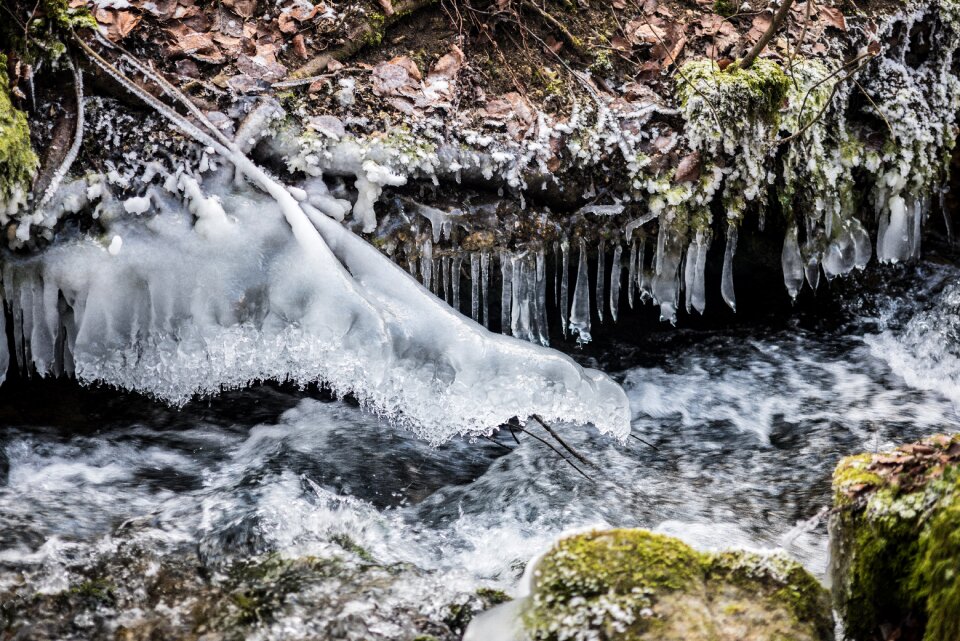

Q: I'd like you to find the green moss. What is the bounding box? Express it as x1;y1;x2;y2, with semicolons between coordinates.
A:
832;453;885;506
66;579;116;605
363;11;386;46
475;587;511;607
0;54;38;204
831;435;960;641
523;529;829;641
712;0;737;16
331;534;377;563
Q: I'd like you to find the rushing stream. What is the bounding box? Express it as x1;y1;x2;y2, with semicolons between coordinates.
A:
1;259;958;640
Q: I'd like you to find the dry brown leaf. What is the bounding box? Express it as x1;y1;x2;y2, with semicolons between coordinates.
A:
612;0;626;7
278;12;298;34
372;61;419;96
819;6;847;31
378;0;395;15
96;9;143;41
429;46;465;80
626;19;667;45
389;55;423;81
236;53;286;81
292;34;308;58
747;13;772;43
224;0;257;19
611;36;632;51
545;35;563;54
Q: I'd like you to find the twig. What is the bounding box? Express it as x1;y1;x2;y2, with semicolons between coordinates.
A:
519;0;586;56
852;77;895;139
773;51;875;147
740;0;797;70
515;425;595;483
531;414;594;466
786;0;815;90
629;433;660;450
481;434;514;452
34;57;84;212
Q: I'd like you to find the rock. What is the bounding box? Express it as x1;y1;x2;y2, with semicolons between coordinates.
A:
476;528;833;641
829;433;960;641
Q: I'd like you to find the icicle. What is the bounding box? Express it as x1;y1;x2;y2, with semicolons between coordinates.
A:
569;238;592;344
510;255;529;341
683;241;697;315
721;224;738;313
910;197;923;261
432;258;441;296
421;239;433;289
596;239;605;323
878;195;910;263
407;257;418;277
851;219;872;269
445;256;453;304
781;226;804;300
452;255;462;313
627;240;637;309
805;257;821;292
639;238;652;302
609;244;622;322
652;227;682;323
560;240;570;338
0;296;7;386
940;188;955;245
481;251;490;329
692;235;708;315
535;249;549;346
470;252;480;322
500;251;512;335
553;241;560;308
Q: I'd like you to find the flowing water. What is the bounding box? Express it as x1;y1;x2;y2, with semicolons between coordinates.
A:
1;260;959;640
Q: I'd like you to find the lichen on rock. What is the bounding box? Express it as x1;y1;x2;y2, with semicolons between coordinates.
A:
521;528;833;641
829;433;960;641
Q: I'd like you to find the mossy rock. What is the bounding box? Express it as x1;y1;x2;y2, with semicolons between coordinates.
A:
0;54;38;207
829;433;960;641
523;528;833;641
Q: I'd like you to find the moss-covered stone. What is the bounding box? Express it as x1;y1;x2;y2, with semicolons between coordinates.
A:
829;433;960;641
0;54;38;208
523;528;832;641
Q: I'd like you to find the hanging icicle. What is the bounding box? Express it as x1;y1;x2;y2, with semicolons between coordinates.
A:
560;239;570;338
500;251;512;335
569;238;592;344
691;232;708;315
481;251;490;329
721;224;738;312
610;244;622;322
627;240;637;309
781;226;804;300
596;238;605;323
535;249;549;346
452;254;462;312
421;239;433;290
470;253;480;322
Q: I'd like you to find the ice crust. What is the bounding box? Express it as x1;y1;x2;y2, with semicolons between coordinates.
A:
0;170;630;443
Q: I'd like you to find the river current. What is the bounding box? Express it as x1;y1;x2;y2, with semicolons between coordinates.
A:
1;260;958;640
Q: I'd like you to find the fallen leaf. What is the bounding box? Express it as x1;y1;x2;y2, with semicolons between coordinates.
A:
372;60;419;96
390;55;423;81
819;6;847;31
626;19;667;45
236;53;287;81
429;46;465;80
612;0;625;7
545;35;563;54
96;9;142;41
292;34;308;58
378;0;395;15
747;13;772;43
224;0;257;18
611;35;632;51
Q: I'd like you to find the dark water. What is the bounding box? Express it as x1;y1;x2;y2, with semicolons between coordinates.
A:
1;261;958;640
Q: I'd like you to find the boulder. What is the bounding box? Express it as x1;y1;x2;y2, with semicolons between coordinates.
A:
829;433;960;641
469;528;833;641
